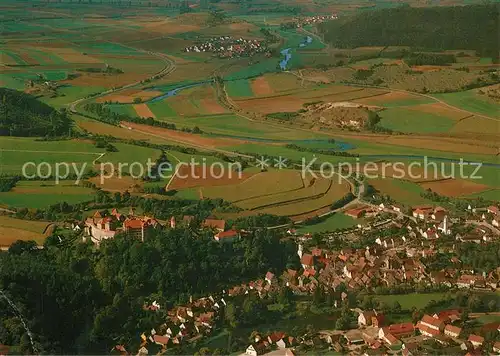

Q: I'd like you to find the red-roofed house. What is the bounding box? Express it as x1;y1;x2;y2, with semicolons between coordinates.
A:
468;334;484;348
345;207;367;219
420;315;444;332
487;206;499;215
301;253;314;269
265;271;276;285
379;323;414;339
416;321;441;337
153;334;170;346
444;324;461;338
433;309;461;323
214;229;239;242
412;206;433;220
203;218;226;232
493;341;500;353
382;332;401;346
268;331;285;344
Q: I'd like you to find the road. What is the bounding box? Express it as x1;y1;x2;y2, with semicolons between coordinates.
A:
69;50;175;114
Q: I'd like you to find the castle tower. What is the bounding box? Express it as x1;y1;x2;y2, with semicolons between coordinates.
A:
170;216;176;229
297;243;303;259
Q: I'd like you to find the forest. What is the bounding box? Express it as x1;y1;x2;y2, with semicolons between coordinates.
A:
0;227;297;354
318;4;499;60
0;88;72;137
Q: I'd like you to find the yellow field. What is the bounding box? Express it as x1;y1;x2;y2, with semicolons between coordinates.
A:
0;216;51;247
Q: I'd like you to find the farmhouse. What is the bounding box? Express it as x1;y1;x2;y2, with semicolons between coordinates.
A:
467;334;484;348
214;229;239;242
202;218;226;232
487;205;499;215
444;324;461;338
412;206;433;220
379;323;414;339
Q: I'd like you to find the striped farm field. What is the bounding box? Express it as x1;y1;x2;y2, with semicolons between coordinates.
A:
201;170;305;202
0;181;94;209
133;103;156;118
354;91;433;107
419;178;490;197
369;177;431;206
235;86;388;114
97;89;163;104
378;107;455;134
164;85;227;117
235;176;332;210
254;178;351;217
432;90;500;118
0;216;51;246
406;103;470;120
451;116;500;136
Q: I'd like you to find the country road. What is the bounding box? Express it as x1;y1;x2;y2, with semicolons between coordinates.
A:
69;50;176;114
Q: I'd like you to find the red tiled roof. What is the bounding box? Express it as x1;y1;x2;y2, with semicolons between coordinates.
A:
444;324;461;336
487;206;499;214
215;229;238;239
384;322;414;336
265;271;275;280
384;333;399;345
124;219;145;229
416;321;441;336
268;331;285;343
301;253;314;266
421;314;443;328
468;334;484;344
203;218;226;230
153;335;170;345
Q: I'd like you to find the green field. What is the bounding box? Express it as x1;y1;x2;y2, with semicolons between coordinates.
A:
0;185;94;209
226;79;254;98
105;104;138;117
149;100;177;117
432;90;500;118
0;138;160;176
377;96;435;108
298;212;358;233
369;177;431;206
379;107;455;133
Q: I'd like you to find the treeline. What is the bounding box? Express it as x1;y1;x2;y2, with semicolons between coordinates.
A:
83;103;203;134
331;192;355;210
404;52;456;66
0;88;72;137
0;176;20;192
285;144;359;157
266;111;300;120
0;226;296;353
318;5;499;60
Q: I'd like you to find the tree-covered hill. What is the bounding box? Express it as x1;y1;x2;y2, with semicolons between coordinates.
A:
318;5;499;60
0;88;72;137
0;228;296;353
